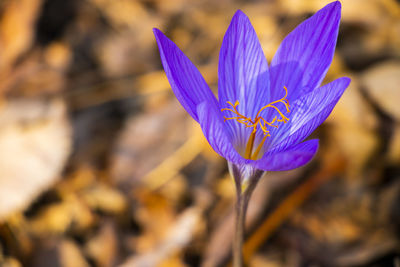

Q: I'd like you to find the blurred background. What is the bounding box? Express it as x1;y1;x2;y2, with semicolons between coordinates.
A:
0;0;399;266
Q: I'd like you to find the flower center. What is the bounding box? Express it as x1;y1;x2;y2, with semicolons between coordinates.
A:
221;86;290;160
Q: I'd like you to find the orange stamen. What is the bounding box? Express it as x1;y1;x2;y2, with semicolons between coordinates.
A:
221;86;290;159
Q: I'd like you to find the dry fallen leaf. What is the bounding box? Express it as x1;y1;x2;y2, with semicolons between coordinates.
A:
327;76;379;178
84;221;118;267
0;99;71;220
110;98;194;187
0;0;42;72
0;257;22;267
362;61;400;121
120;208;201;267
31;238;89;267
388;123;400;164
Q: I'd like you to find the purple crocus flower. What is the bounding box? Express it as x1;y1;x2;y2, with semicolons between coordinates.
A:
153;1;350;185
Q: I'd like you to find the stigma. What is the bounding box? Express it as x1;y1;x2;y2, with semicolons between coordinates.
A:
221;86;290;160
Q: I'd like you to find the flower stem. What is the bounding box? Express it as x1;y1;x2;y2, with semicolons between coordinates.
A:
233;192;246;267
229;162;265;266
233;181;258;267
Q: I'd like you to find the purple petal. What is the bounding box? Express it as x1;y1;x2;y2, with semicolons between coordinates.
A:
269;77;350;151
253;139;319;171
196;101;247;166
153;28;218;122
218;10;270;150
269;1;342;103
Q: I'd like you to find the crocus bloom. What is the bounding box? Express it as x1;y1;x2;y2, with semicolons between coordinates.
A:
153;1;350;184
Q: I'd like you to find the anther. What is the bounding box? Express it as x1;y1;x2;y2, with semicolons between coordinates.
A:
221;86;290;159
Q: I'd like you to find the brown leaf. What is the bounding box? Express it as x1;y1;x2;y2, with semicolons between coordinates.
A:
327;75;380;178
362;61;400;121
0;0;43;72
85;221;118;267
0;99;72;220
121;208;201;267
